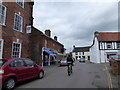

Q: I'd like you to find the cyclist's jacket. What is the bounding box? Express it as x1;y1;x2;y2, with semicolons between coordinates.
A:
67;57;74;63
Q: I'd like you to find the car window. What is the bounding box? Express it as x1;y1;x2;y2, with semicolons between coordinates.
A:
0;59;8;68
23;59;35;67
10;59;25;67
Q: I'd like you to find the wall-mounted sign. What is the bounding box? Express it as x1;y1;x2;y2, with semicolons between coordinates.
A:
26;25;31;33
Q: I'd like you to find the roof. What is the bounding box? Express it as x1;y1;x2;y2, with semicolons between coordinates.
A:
72;46;90;52
96;32;120;41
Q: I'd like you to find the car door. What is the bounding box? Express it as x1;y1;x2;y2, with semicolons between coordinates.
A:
23;59;39;78
9;59;27;81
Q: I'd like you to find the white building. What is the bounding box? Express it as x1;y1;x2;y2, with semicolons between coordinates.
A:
90;32;120;63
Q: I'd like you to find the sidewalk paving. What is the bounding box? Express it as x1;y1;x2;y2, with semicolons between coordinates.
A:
106;63;120;88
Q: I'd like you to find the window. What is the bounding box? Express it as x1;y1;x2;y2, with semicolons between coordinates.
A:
23;59;35;67
106;42;112;49
0;4;6;25
16;0;24;8
12;42;21;58
75;52;78;55
79;52;83;55
117;43;120;49
13;13;23;32
10;59;25;67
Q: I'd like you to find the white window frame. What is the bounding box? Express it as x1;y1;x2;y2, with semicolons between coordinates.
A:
11;42;22;58
0;39;3;59
117;43;120;49
13;13;23;32
106;42;112;49
0;3;6;25
16;0;24;8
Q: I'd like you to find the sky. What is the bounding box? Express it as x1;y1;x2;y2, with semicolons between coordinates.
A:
33;0;118;52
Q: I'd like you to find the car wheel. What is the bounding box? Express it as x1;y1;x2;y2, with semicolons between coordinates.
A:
38;71;44;79
3;78;16;90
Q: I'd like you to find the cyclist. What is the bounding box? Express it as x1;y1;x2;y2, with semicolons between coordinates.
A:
67;54;74;74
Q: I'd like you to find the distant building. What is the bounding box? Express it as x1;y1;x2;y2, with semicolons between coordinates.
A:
90;32;120;63
72;46;90;61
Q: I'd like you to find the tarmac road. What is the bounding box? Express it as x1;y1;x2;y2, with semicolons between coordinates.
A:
15;61;110;89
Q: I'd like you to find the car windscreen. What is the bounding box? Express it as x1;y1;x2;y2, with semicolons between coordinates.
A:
0;59;8;68
61;59;66;61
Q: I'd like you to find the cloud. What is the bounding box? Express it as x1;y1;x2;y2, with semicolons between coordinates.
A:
33;2;118;52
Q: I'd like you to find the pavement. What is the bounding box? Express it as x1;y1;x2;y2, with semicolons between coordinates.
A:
105;63;120;88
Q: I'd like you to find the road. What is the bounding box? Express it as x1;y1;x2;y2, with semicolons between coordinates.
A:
15;61;110;88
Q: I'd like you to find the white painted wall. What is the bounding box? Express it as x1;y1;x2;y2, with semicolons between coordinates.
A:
90;37;100;63
90;37;119;63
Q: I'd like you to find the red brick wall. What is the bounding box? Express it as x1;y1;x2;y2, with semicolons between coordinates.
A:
2;2;33;58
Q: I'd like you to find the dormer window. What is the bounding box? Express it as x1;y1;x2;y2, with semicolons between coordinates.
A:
106;42;112;49
16;0;24;8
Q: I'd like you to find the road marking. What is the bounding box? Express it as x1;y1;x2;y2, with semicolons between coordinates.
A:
105;65;113;89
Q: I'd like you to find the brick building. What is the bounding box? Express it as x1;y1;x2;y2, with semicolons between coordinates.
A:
30;27;64;66
0;1;64;66
0;1;34;59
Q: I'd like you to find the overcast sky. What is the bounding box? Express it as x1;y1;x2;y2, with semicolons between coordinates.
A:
33;0;118;52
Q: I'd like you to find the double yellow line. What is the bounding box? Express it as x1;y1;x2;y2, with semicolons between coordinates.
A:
105;65;113;89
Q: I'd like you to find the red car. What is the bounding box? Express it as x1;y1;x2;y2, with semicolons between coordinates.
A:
0;58;44;90
108;55;120;66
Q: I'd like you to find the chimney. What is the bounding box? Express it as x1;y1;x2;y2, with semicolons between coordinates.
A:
73;45;75;49
54;36;57;41
45;29;51;37
94;31;99;37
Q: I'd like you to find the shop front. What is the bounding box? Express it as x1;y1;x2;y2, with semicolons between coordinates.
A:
42;48;56;66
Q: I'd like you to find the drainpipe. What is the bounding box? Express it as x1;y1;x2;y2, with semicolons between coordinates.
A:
42;48;43;67
48;55;50;66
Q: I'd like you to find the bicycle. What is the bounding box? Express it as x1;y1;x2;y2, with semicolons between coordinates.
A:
67;62;73;76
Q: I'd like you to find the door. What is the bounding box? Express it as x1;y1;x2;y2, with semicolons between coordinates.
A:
0;40;3;59
9;59;28;81
23;59;39;78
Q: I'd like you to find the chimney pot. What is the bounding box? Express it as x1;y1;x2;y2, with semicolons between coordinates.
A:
45;29;51;37
54;36;57;41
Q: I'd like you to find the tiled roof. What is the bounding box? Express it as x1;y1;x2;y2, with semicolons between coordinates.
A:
72;46;90;52
96;32;120;41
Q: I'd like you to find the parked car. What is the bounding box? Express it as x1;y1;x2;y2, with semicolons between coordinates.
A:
59;58;67;66
78;58;85;62
108;55;120;66
0;58;44;90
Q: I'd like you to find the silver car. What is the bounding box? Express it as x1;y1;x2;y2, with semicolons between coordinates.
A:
59;58;67;66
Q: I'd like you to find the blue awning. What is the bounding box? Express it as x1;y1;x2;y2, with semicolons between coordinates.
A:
44;50;56;56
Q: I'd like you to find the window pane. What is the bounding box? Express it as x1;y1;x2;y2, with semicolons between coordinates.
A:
14;14;23;32
12;43;21;58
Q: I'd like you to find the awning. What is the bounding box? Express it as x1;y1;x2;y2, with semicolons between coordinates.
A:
44;50;56;56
